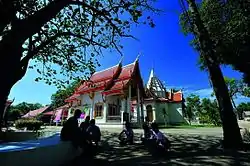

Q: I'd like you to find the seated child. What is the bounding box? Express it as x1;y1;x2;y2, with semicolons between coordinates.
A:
119;121;134;145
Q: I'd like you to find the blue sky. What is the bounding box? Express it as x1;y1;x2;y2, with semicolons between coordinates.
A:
8;0;250;105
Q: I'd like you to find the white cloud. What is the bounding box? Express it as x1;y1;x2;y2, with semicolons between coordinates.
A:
184;87;250;106
166;84;250;105
192;88;213;98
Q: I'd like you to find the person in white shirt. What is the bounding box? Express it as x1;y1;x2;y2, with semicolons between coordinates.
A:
150;122;171;151
119;121;134;145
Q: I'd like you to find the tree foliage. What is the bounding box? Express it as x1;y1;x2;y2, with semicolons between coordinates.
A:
180;0;250;84
185;94;201;124
6;102;43;121
237;102;250;120
50;79;81;109
185;94;221;126
0;0;158;88
200;98;221;126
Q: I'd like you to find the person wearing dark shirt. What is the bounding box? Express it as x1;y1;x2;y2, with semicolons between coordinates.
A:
80;115;90;133
60;109;82;147
80;115;90;149
86;119;101;146
142;116;151;140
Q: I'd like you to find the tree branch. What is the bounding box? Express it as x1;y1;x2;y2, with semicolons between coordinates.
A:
13;0;72;43
70;0;138;40
20;31;107;67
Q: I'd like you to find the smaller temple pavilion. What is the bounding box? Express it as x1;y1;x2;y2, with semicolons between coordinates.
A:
65;57;144;126
66;57;186;127
142;69;186;124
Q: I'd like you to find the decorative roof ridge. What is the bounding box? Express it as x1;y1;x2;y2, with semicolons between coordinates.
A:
92;64;120;75
122;61;136;68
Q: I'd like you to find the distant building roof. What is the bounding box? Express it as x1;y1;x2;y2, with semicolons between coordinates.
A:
22;106;50;118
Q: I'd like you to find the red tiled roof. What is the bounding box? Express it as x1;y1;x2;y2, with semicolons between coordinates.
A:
116;63;135;81
172;92;182;102
102;62;136;96
43;111;54;116
77;80;108;94
144;92;182;103
22;106;50;118
76;64;120;94
91;65;120;82
43;105;69;116
102;79;130;96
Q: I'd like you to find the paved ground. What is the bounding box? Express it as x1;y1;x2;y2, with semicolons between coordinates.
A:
63;127;250;166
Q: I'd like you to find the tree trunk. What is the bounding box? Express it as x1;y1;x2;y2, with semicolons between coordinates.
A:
0;78;16;131
231;98;238;119
186;0;242;148
0;44;27;131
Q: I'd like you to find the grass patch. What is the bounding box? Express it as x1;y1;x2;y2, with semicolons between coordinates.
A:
159;124;220;129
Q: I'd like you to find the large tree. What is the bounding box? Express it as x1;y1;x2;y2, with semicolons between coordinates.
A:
0;0;157;129
180;0;250;85
180;0;242;148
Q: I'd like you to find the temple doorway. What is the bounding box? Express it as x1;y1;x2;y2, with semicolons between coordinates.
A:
146;105;153;122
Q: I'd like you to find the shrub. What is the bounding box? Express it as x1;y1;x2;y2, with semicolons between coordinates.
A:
15;118;43;131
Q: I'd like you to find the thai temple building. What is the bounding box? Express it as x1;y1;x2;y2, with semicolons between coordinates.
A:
65;57;186;127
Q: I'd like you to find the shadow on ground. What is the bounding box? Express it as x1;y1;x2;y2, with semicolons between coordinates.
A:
68;131;250;166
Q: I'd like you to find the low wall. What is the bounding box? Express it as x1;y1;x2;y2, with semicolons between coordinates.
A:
0;134;82;166
0;131;38;142
97;123;123;129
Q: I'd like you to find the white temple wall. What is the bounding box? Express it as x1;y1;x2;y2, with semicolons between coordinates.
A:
168;103;187;124
155;103;169;124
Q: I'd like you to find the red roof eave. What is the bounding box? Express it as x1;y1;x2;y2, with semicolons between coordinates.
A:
102;89;124;96
76;85;105;95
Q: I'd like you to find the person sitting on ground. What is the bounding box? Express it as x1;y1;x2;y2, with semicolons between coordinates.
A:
60;109;82;147
142;116;151;140
119;121;134;145
80;116;90;148
86;119;101;146
80;116;90;133
150;122;171;151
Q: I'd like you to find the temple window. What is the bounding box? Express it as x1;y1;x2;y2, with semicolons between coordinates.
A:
94;103;103;117
108;104;120;116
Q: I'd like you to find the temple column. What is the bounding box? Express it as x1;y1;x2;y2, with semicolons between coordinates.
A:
90;93;95;119
127;84;131;122
137;86;141;125
103;102;107;122
140;97;144;123
152;102;156;122
121;99;126;124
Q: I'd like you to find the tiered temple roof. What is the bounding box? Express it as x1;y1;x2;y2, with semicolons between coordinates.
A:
65;60;183;103
145;69;182;103
66;59;140;102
